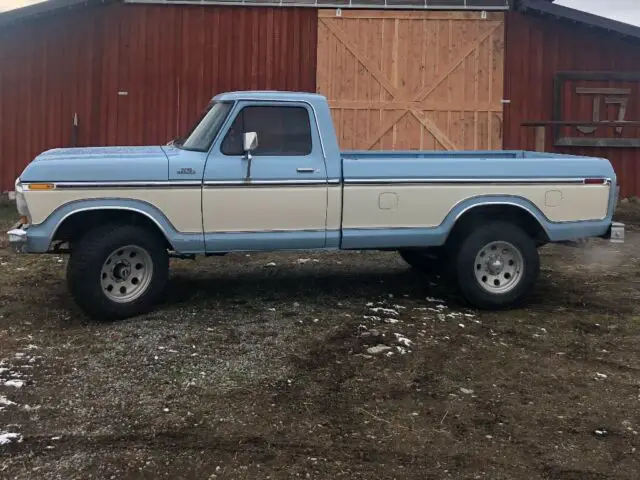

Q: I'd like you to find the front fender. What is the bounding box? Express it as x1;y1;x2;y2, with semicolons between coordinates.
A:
23;198;204;254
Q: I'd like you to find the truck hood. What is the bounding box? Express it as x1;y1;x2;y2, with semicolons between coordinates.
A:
19;146;170;183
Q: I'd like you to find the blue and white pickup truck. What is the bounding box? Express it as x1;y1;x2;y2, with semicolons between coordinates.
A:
7;91;624;320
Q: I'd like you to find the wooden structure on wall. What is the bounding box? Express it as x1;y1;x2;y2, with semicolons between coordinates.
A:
316;10;505;151
503;5;640;197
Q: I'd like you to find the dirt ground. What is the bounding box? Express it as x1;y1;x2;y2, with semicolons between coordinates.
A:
0;201;639;480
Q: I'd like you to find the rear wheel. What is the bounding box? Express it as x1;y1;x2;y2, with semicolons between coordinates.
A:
67;224;169;320
453;221;539;310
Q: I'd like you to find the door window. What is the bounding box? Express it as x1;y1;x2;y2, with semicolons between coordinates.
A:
220;105;313;156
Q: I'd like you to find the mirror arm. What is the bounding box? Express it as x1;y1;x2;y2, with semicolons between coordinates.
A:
244;152;253;181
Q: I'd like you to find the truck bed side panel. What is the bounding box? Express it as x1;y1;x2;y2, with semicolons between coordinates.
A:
340;151;617;249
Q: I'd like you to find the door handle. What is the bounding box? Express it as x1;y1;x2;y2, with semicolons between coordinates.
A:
296;168;315;173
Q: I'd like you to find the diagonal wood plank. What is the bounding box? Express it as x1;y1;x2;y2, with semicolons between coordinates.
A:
360;23;500;150
410;108;458;150
321;18;404;101
412;23;502;103
363;110;409;150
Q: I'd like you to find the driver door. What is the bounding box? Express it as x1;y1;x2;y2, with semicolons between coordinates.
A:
202;101;329;252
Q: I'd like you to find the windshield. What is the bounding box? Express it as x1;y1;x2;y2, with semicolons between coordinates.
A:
176;100;233;151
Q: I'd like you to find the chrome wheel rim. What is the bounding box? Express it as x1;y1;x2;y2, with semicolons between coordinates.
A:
473;241;524;294
100;245;153;303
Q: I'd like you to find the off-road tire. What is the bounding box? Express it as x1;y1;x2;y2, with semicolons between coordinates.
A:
67;224;169;320
453;221;539;310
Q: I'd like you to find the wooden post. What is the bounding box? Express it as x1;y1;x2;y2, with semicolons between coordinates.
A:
534;126;546;152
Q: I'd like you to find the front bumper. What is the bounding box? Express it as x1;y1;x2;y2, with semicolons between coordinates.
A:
6;223;28;253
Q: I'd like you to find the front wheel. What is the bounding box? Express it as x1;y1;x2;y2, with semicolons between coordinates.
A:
453;221;540;310
67;224;169;320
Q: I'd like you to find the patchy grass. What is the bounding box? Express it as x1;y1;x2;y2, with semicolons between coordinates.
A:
0;202;639;478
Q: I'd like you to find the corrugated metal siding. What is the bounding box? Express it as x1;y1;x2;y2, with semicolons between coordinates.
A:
503;11;640;197
0;3;317;192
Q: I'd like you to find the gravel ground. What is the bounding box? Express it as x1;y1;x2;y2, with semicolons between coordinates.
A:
0;203;639;479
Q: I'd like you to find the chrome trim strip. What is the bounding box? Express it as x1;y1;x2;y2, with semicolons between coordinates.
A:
344;177;608;186
206;228;332;234
25;179;342;189
33;181;203;189
30;177;612;189
204;179;337;187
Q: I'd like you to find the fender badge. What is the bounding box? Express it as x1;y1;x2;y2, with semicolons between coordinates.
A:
177;167;196;175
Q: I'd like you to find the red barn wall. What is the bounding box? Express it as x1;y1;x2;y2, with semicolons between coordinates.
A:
0;3;318;192
503;10;640;197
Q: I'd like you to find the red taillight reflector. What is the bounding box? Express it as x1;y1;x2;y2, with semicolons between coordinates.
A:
584;178;607;185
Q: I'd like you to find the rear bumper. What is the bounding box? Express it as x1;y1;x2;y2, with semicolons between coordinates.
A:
600;221;625;243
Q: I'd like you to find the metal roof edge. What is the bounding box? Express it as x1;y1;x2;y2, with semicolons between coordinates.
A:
0;0;114;27
516;0;640;42
0;0;511;27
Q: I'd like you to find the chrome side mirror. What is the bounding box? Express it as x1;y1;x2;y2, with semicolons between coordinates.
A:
243;132;259;154
242;132;259;181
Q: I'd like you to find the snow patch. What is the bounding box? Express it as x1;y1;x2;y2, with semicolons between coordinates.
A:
393;333;413;347
369;307;399;316
4;379;24;388
0;432;22;446
296;258;319;264
426;297;445;304
367;345;392;355
0;396;16;411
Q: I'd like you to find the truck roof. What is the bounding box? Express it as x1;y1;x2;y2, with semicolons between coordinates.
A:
213;90;327;103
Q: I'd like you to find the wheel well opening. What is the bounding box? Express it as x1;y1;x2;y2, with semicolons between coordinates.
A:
446;204;549;247
53;210;173;250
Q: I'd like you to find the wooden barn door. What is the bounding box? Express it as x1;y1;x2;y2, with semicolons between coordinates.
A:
316;10;505;151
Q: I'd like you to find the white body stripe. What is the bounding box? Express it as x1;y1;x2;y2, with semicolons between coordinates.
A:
341;184;610;229
202;185;329;232
23;182;610;236
25;189;202;233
